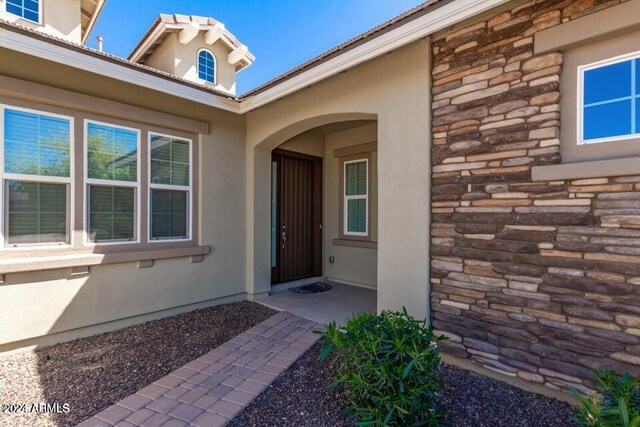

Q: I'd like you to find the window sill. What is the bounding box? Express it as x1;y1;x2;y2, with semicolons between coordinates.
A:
332;239;377;249
531;156;640;181
0;245;210;276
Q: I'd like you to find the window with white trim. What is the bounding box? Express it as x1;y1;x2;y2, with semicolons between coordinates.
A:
580;53;640;144
197;50;216;84
2;106;72;247
344;159;368;236
85;121;139;243
149;133;191;240
6;0;40;23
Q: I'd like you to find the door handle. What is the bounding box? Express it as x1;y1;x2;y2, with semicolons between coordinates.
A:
281;222;286;249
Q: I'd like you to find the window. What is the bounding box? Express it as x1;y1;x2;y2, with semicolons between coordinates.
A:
85;121;139;243
6;0;40;23
1;107;72;247
149;133;191;241
197;50;216;84
580;53;640;144
344;159;368;236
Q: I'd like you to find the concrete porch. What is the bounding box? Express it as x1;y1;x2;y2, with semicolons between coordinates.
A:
256;282;376;325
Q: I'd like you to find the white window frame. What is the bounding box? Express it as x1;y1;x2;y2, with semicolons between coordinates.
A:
83;119;141;246
147;132;193;243
343;158;368;237
4;0;43;25
0;104;74;250
197;48;217;85
577;50;640;145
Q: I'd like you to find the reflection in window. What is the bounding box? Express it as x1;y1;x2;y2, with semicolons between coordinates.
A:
582;56;639;143
86;122;138;243
198;50;216;83
6;0;39;23
3;108;71;247
149;134;191;240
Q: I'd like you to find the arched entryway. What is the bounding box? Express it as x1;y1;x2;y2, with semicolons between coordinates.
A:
246;114;379;324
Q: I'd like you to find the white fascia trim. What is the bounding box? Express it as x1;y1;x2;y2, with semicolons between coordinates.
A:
0;28;241;113
128;22;182;63
81;0;107;44
238;0;511;113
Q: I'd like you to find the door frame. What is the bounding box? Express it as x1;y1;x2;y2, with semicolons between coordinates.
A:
271;148;323;284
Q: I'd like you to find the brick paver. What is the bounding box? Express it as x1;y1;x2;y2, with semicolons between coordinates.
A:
77;312;320;426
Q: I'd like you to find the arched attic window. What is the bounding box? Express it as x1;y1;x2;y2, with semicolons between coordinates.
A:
197;49;216;84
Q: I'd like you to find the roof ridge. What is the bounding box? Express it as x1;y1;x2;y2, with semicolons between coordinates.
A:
238;0;442;98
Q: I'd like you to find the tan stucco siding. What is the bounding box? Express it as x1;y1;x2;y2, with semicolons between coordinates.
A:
0;0;82;43
0;58;248;352
145;32;237;94
324;124;378;288
246;40;432;318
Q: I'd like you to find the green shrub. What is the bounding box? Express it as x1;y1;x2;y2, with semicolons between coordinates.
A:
571;369;640;427
316;308;447;426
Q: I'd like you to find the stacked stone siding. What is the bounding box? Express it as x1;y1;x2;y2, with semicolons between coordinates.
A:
430;0;638;392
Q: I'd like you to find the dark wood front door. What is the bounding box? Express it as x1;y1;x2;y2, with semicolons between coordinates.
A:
271;149;322;284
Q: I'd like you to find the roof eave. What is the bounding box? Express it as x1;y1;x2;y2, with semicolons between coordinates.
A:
237;0;513;112
81;0;107;44
0;21;242;112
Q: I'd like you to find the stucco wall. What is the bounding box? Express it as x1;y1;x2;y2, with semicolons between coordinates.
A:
324;123;378;288
0;0;82;43
145;32;237;94
0;54;247;352
246;40;432;318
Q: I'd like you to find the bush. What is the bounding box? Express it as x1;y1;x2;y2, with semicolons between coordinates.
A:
572;369;640;427
316;308;447;426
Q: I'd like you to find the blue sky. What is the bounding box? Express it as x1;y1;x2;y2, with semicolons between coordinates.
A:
87;0;425;94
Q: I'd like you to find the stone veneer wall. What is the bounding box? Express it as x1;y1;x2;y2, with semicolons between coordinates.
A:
430;0;639;393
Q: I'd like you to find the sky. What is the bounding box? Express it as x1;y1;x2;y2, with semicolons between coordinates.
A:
86;0;426;94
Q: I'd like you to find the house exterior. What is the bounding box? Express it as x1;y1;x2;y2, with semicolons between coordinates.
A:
1;0;640;397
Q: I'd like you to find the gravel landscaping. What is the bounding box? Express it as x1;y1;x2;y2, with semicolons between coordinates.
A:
230;342;579;427
0;301;276;427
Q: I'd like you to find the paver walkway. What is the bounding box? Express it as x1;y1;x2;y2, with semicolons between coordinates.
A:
77;311;320;427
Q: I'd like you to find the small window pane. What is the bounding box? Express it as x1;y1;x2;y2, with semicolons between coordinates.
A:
88;185;135;242
7;180;67;245
198;50;215;83
584;100;632;140
4;109;70;177
584;60;632;105
151;189;188;239
6;0;39;22
345;161;367;196
346;199;367;234
87;123;137;182
150;135;190;187
636;59;640;95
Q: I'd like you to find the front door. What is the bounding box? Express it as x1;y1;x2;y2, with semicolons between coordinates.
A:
271;149;322;284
